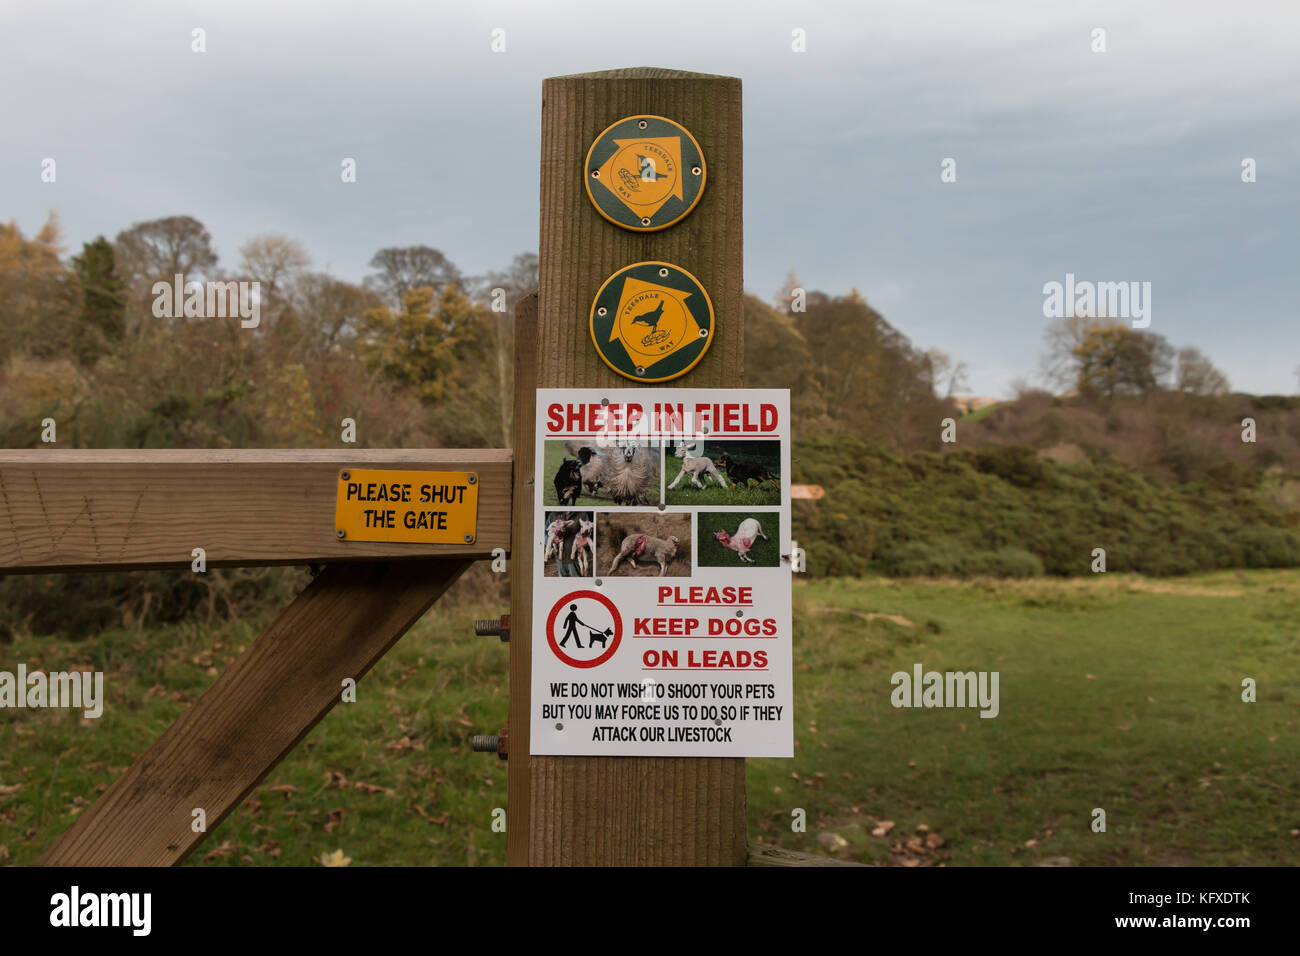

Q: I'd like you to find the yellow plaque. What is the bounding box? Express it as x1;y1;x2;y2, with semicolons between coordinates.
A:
334;469;479;544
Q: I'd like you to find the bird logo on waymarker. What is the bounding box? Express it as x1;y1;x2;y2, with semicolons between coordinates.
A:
637;155;670;181
631;300;665;334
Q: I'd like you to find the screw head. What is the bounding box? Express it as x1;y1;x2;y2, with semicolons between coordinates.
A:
340;470;350;481
658;267;669;277
467;474;477;485
641;217;652;227
590;169;600;178
691;165;702;176
336;529;346;539
637;119;648;130
464;533;474;543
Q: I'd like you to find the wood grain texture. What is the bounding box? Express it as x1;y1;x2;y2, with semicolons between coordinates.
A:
506;293;539;867
39;559;471;866
0;448;511;572
530;67;747;866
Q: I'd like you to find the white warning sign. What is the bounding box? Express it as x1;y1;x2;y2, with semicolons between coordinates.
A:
531;388;793;757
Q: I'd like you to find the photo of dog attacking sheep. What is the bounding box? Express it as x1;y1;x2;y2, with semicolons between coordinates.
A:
597;512;691;578
543;438;662;508
697;512;780;567
542;510;595;577
663;439;781;507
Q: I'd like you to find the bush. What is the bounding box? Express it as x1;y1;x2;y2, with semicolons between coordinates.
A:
880;542;1043;578
1230;528;1300;568
973;445;1054;488
792;435;1300;580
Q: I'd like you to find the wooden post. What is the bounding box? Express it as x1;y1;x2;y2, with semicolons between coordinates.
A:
519;67;747;866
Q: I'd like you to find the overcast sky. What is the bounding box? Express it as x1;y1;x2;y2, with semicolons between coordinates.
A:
3;0;1297;396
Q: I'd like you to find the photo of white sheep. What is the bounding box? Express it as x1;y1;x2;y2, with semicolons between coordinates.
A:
544;439;661;508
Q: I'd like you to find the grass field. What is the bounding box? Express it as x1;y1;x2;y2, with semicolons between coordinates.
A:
2;568;1296;866
664;472;781;507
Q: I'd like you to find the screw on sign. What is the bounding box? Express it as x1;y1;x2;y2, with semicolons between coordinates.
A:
546;590;622;668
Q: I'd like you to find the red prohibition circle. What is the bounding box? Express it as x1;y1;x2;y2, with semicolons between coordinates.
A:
546;589;622;669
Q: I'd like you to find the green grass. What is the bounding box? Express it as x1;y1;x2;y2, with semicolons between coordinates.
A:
664;468;780;506
962;402;1004;422
749;570;1300;865
2;569;1297;866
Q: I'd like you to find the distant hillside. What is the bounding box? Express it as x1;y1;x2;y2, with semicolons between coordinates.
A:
791;436;1300;578
956;390;1300;483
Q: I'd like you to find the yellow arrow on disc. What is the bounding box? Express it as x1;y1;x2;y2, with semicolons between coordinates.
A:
608;277;701;365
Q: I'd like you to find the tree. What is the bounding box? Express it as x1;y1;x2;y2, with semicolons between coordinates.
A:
114;215;218;286
238;235;310;301
295;273;374;349
478;252;539;446
744;294;824;428
364;246;461;307
924;347;970;399
1175;347;1230;396
71;237;125;341
791;289;947;451
1072;324;1174;398
360;284;477;405
773;268;802;314
0;214;79;363
1037;313;1113;392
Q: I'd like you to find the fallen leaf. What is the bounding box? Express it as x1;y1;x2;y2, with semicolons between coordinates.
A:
925;832;945;849
202;840;235;861
0;784;22;796
320;848;351;867
872;820;895;837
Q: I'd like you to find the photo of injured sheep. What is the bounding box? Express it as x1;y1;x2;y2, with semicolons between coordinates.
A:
544;438;661;508
541;510;595;577
663;439;781;506
697;511;780;567
597;512;691;578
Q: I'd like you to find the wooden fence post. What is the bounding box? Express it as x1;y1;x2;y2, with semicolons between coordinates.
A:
518;67;747;866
